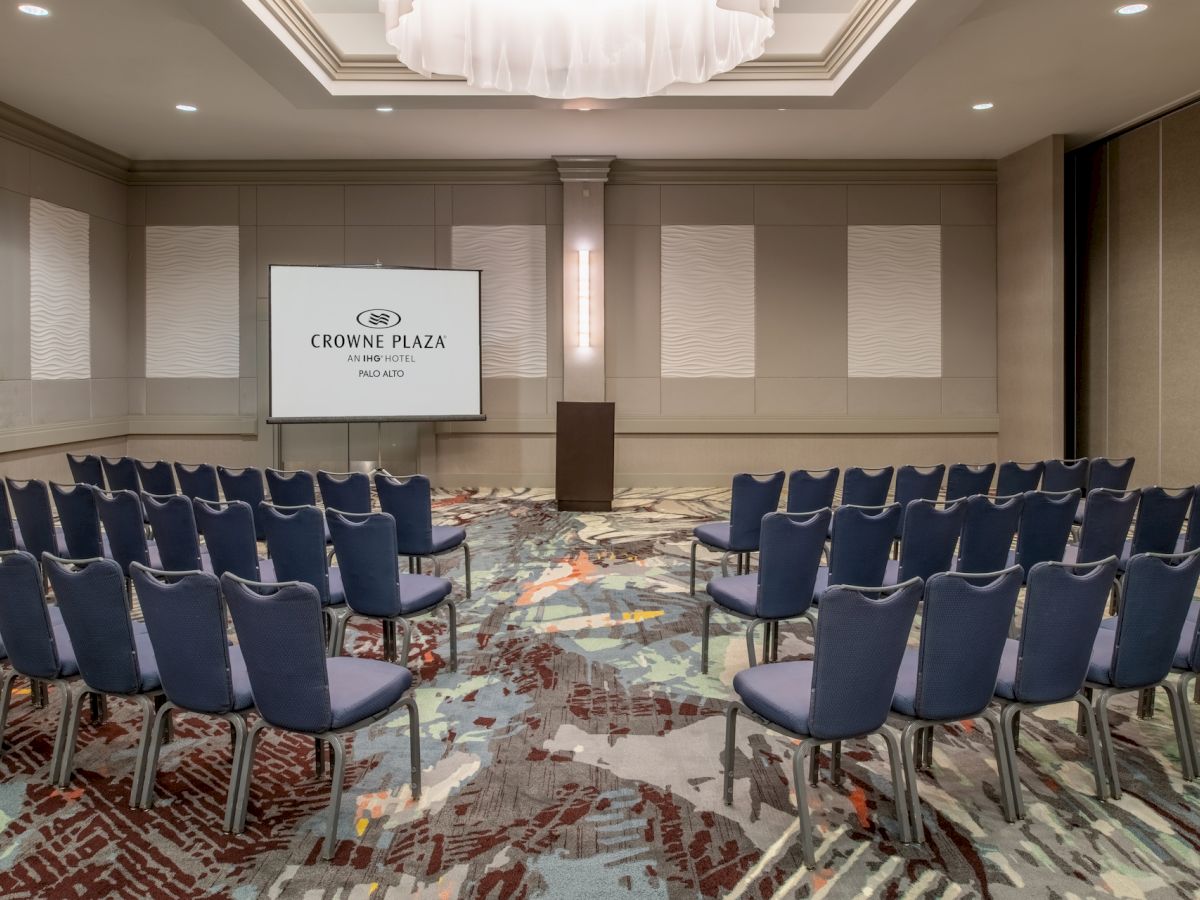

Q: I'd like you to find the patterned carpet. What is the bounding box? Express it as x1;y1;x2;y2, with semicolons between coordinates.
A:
0;488;1198;899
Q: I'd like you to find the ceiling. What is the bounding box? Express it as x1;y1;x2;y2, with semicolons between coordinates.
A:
0;0;1197;161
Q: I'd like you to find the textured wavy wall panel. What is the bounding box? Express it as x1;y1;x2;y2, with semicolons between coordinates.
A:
451;225;547;378
660;225;755;377
146;226;240;378
29;199;90;379
847;225;942;377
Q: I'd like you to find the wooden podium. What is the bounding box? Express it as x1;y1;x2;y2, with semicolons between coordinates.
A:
555;401;615;512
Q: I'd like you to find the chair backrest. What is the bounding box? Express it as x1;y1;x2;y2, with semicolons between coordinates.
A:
135;459;176;496
996;460;1044;497
1184;487;1200;554
6;478;61;563
807;578;922;740
317;470;372;515
1015;490;1081;577
195;500;262;581
217;466;267;540
728;471;786;551
67;453;105;488
1105;550;1200;689
841;466;894;508
95;489;151;574
0;482;15;552
755;509;831;619
265;468;317;507
1130;486;1191;556
1075;489;1139;564
101;456;140;493
828;503;902;587
0;550;68;679
143;493;203;572
133;565;239;714
785;468;839;515
945;462;996;502
325;510;401;617
1011;558;1118;703
1087;457;1135;493
45;554;147;695
261;503;331;604
898;499;967;583
174;462;221;503
912;567;1023;720
1042;458;1090;494
374;472;434;555
222;575;332;733
958;494;1023;573
51;481;104;559
894;464;947;508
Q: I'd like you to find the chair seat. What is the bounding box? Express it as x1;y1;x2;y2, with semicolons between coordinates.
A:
132;631;161;693
732;660;813;736
259;558;276;581
1086;627;1117;685
327;656;412;729
993;639;1020;701
812;566;829;603
327;566;346;606
694;522;733;551
706;574;758;617
47;606;80;678
890;647;920;717
226;644;255;711
431;525;466;554
880;559;901;586
1074;498;1086;526
398;573;451;614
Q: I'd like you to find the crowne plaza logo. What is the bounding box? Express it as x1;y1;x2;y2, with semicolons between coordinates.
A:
357;309;402;328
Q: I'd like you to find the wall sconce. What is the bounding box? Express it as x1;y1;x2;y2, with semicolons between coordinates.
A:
577;249;591;347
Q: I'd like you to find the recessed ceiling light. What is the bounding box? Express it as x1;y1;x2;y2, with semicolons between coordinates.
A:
577;107;591;112
972;102;994;111
175;103;198;112
18;4;50;16
376;106;394;112
776;108;787;112
1116;3;1149;14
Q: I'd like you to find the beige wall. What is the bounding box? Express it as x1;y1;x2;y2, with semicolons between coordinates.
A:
997;135;1065;464
1076;102;1200;487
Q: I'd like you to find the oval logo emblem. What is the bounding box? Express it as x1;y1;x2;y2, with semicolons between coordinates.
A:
356;309;402;329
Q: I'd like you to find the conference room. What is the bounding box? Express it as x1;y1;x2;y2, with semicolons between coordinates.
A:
1;0;1198;897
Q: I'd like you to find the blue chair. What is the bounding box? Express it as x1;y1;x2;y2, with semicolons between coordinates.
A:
1063;489;1139;565
886;499;967;586
374;472;471;597
1125;486;1191;565
262;503;348;652
51;482;106;559
326;510;456;671
317;470;372;515
0;482;17;552
1088;549;1200;796
142;493;209;573
723;578;922;868
841;465;894;507
956;494;1023;573
135;459;176;496
95;488;159;580
132;564;254;830
785;468;838;515
266;468;318;507
5;478;64;566
996;460;1044;497
195;499;274;582
174;462;221;503
0;550;81;782
816;503;902;597
217;466;268;541
101;456;140;493
945;463;996;502
1011;490;1081;579
67;453;105;488
992;558;1118;818
1179;487;1200;554
701;509;830;673
45;554;162;805
892;464;947;538
890;566;1023;837
1088;457;1135;493
689;471;784;595
221;574;421;859
1042;458;1089;494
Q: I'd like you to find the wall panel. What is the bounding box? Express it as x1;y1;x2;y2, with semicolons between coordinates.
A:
29;199;90;379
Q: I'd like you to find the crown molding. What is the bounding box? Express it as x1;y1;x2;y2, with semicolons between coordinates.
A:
125;158;561;185
553;156;616;183
608;158;997;184
0;100;130;183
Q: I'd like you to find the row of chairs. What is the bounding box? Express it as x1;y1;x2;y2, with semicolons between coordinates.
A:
0;549;419;859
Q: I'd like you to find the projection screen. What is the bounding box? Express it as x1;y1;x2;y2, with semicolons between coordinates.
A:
268;265;483;422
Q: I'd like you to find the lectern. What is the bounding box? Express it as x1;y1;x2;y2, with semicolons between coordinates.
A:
555;401;615;512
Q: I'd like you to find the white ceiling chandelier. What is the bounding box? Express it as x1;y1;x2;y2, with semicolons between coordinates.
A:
378;0;778;100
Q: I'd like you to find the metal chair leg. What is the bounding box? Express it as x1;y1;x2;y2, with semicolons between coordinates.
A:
1076;692;1110;802
1000;704;1025;819
399;617;412;666
405;697;422;800
49;682;75;782
129;695;158;809
1174;674;1198;779
139;702;174;808
233;722;265;834
809;743;820;787
744;621;759;669
880;728;913;844
700;602;712;674
0;671;16;754
981;710;1017;823
56;684;88;787
1162;681;1196;781
722;705;738;806
447;601;458;672
793;740;817;868
223;715;249;833
462;542;472;598
900;722;924;841
720;551;732;579
323;735;347;861
689;542;699;597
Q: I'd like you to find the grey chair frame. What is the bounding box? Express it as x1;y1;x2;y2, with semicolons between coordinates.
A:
1170;668;1199;780
225;573;421;860
700;602;809;674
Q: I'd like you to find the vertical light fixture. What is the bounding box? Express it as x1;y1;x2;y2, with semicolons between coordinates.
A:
577;249;591;347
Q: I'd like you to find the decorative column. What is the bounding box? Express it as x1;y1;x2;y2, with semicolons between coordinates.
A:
555;156;614;402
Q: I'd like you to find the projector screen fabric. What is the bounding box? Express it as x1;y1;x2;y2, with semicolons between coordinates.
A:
268;265;483;422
